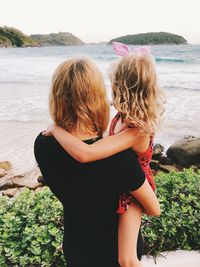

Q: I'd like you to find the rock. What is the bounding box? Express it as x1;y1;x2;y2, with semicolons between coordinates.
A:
35;186;46;193
159;156;173;165
0;172;24;190
0;161;12;171
0;167;42;191
0;168;6;177
152;144;164;160
37;175;46;185
190;165;199;172
159;164;180;173
12;167;43;189
167;137;200;167
184;135;196;140
28;183;43;190
150;160;160;170
2;188;18;197
14;187;27;198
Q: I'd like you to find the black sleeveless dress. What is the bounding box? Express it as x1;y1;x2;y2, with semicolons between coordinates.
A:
34;133;145;267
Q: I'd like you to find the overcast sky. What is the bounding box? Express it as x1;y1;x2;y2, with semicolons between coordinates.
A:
1;0;199;44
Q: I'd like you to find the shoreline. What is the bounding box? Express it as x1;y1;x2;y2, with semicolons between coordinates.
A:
0;118;199;174
0;120;50;173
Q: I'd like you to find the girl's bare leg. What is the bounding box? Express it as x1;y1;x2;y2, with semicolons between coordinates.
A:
118;201;143;267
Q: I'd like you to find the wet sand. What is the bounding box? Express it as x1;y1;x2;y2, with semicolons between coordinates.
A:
0;116;199;173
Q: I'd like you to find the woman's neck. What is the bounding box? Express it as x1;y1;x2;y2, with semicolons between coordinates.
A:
69;123;99;140
72;132;99;140
70;128;98;141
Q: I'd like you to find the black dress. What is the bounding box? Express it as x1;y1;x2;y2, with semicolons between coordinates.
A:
34;133;145;267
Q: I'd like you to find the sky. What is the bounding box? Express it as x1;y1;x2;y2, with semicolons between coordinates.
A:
1;0;200;44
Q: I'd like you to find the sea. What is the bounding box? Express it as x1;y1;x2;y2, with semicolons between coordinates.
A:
0;44;200;172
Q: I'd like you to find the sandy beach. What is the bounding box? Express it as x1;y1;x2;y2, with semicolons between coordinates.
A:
0;117;199;174
0;121;49;173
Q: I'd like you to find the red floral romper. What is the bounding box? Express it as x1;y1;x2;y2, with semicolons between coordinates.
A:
109;112;156;214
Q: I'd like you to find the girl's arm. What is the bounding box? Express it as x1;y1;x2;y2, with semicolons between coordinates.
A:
130;179;160;216
42;124;148;163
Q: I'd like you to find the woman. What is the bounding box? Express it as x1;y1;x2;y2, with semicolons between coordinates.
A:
34;56;160;267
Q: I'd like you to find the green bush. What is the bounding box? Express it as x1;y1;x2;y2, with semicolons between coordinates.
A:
0;169;199;266
142;169;200;256
0;188;66;267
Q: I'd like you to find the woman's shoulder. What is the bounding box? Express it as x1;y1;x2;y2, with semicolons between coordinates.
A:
34;132;62;153
35;132;56;144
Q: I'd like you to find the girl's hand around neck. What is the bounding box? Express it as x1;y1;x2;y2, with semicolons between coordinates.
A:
42;124;98;141
42;123;150;163
70;131;99;141
70;126;99;141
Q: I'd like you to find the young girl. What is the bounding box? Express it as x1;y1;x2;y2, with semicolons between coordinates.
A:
43;43;164;267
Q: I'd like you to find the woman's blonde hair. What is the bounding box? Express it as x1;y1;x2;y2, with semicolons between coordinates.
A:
49;57;109;136
111;53;165;133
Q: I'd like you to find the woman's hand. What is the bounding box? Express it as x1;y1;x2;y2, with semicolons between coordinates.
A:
42;124;57;136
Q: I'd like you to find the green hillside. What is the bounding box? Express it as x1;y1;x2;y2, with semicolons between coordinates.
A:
0;27;84;47
30;32;84;46
0;26;37;47
108;32;188;45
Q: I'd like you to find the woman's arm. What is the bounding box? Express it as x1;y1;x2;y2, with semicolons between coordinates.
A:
42;124;145;163
130;179;160;216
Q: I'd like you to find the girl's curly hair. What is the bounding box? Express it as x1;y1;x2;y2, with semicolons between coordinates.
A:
111;53;165;134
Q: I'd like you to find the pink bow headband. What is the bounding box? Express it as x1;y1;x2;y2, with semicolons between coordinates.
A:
112;42;151;57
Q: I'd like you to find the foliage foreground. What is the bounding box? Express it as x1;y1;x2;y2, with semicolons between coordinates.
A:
0;169;199;266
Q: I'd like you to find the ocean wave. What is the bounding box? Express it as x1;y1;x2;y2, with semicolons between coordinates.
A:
164;85;200;91
155;57;186;63
0;79;50;86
